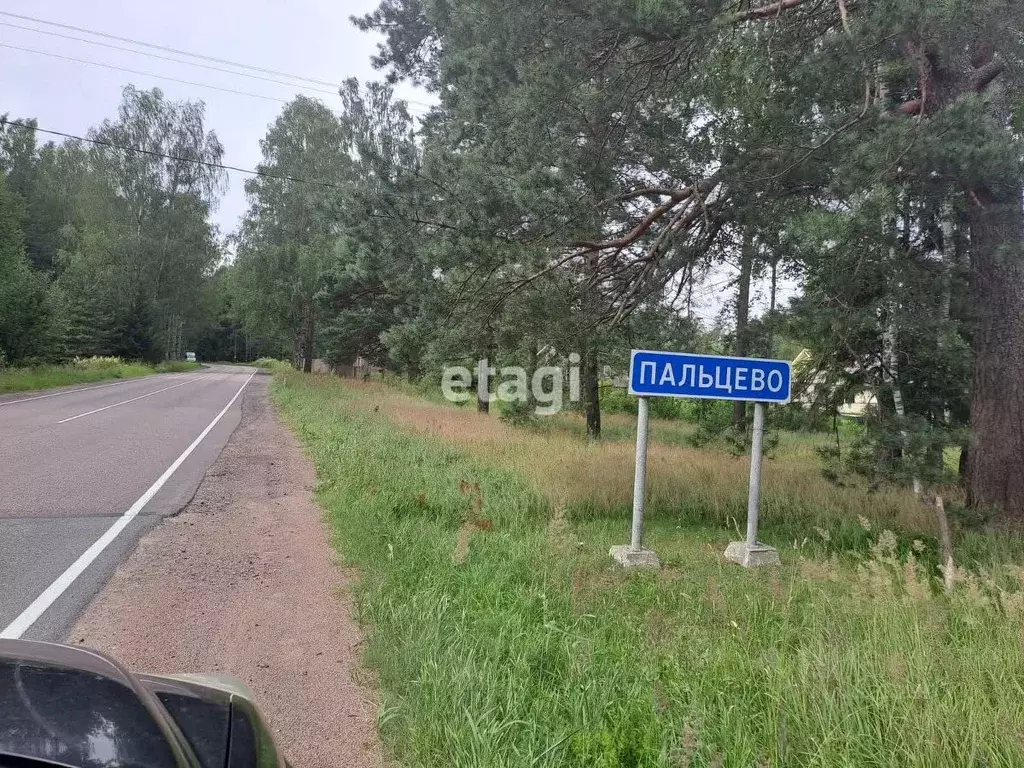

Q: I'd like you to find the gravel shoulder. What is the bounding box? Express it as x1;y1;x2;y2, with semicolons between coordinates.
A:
68;375;382;768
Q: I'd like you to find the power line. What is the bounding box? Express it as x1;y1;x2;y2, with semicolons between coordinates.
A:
0;118;349;191
0;21;340;97
1;43;293;104
0;10;338;89
0;11;439;112
0;40;433;116
2;119;445;214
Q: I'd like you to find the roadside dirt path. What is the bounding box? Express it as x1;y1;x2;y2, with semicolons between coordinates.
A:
68;376;382;768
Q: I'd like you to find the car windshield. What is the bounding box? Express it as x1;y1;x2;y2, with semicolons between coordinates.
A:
0;660;177;768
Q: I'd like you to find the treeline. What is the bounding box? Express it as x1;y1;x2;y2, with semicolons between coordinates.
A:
0;86;235;366
6;0;1024;521
230;84;719;431
228;1;1024;523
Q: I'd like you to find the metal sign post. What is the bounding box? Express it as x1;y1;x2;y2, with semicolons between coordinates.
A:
611;350;791;569
723;401;781;567
611;397;660;568
630;396;651;551
745;402;766;547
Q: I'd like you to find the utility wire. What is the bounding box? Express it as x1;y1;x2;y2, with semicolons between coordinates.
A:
1;43;292;104
0;10;338;89
0;40;433;114
0;11;439;112
1;119;455;223
0;118;349;190
0;21;340;96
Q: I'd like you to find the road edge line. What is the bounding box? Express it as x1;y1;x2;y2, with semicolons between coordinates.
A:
0;369;258;640
0;372;195;408
56;375;204;424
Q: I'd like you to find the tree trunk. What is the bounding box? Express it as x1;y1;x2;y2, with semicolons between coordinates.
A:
965;183;1024;524
767;255;778;353
732;231;754;430
578;247;602;439
527;337;539;409
476;360;491;414
301;303;315;374
881;203;923;494
583;344;601;440
406;357;422;381
476;338;492;413
884;294;922;495
939;201;956;327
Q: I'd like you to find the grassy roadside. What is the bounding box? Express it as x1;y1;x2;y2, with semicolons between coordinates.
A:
252;357;293;374
273;372;1024;767
0;357;201;394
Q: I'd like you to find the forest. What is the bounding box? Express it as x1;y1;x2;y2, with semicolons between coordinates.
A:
3;0;1024;523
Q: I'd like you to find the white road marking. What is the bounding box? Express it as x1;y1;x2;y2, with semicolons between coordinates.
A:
1;369;257;640
0;373;189;408
56;376;204;424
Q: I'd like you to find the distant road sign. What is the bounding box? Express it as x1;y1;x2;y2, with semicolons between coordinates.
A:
628;350;792;404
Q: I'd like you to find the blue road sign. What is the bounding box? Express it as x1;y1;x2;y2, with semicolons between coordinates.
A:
628;350;792;404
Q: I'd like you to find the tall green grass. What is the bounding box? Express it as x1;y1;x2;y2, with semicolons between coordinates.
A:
0;357;201;394
273;372;1024;768
252;357;293;374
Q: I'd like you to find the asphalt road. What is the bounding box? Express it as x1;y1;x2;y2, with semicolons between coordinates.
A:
0;365;261;641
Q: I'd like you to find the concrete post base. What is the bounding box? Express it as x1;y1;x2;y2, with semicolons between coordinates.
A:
609;545;661;569
724;541;780;568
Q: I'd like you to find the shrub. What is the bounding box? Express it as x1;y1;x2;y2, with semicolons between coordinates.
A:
157;360;202;373
600;383;688;420
498;399;535;427
599;384;635;415
770;402;831;432
73;356;124;371
649;396;685;420
253;357;292;373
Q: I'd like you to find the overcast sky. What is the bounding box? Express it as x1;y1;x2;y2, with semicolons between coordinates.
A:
0;0;429;237
0;1;795;327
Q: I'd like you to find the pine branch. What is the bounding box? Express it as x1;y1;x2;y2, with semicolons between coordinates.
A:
571;198;683;253
573;172;723;253
905;37;936;117
972;58;1006;92
837;0;851;32
606;186;696;204
722;0;810;25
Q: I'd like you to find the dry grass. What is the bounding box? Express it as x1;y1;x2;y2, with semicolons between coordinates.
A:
274;372;1024;767
339;379;932;536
